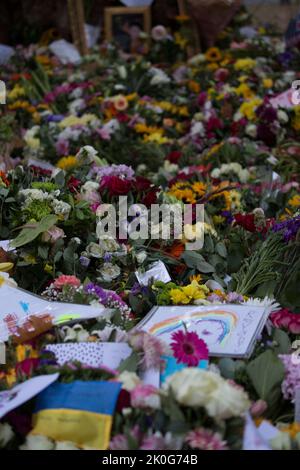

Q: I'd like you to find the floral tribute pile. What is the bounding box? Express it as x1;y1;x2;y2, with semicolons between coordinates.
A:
0;11;300;451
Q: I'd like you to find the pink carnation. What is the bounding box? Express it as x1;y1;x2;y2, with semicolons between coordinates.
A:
53;275;81;289
185;428;228;450
270;309;300;334
131;384;160;410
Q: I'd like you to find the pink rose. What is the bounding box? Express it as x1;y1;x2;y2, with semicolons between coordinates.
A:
53;275;81;289
151;25;168;41
131;384;161;410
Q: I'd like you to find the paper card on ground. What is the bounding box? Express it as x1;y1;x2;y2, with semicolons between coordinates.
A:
137;304;268;358
140;368;160;388
135;260;171;286
243;413;271;450
0;374;59;419
44;342;132;370
258;421;280;442
270;89;295;110
0;280;107;342
49;40;81;65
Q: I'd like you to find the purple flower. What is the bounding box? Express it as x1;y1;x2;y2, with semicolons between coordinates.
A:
221;211;234;224
279;354;300;402
273;216;300;242
79;256;90;267
93;164;135;181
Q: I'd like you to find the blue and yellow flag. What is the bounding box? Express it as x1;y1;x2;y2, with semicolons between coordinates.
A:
31;380;121;449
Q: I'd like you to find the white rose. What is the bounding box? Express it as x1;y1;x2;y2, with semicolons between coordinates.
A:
20;435;55;450
206;381;250;419
277;110;289;124
246;123;257;138
98;262;121;282
0;423;14;447
165;369;222;408
117;371;141;391
136;251;147;264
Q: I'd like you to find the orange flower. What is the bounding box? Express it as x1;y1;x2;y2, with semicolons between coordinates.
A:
165;241;185;259
113;95;128;112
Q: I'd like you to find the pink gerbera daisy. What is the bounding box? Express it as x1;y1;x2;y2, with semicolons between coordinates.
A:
171;330;209;367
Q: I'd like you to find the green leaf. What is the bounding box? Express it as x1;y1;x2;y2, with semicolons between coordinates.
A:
197;261;215;273
10;215;58;248
181;252;204;268
216;242;227;258
118;352;139;373
246;350;285;406
273;329;291;355
218;358;245;379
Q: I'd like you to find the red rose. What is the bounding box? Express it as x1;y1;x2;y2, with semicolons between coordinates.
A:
67;176;82;193
167;151;182;164
135;176;152;192
234;213;256;232
116;389;131;413
101;176;132;196
142;188;158;207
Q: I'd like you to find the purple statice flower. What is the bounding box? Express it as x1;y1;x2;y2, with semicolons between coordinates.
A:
279;354;300;402
277;51;294;68
44;114;64;123
79;256;90;268
221;211;234;224
226;292;244;303
273;215;300;242
84;282;131;318
104;253;112;263
207;293;223;303
55;139;69;156
93;164;135;181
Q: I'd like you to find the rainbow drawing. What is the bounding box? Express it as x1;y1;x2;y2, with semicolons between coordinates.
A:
148;310;238;346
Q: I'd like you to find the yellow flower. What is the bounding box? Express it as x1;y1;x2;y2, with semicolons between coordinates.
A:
234;58;256;71
0;262;13;272
206;63;218;72
170;288;189;305
143;133;170;144
23;254;37;265
57;156;78;171
189;274;203;283
192;182;206;196
16;344;38;362
288;195;300;207
230;190;242;209
263;78;273;89
175;32;188;50
182;283;207;301
213;215;225;225
0;275;5;287
239;98;262;120
59;114;97;129
44;263;53;274
205;47;222;62
235;83;254;100
8;84;25;100
5;368;16;387
280;423;300;439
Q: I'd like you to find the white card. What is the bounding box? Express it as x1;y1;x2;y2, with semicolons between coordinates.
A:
0;280;108;342
0;240;14;252
243;413;271;450
137;304;267;358
44;342;132;370
135;260;171;287
49;40;81;65
270;89;295;110
0;374;59;419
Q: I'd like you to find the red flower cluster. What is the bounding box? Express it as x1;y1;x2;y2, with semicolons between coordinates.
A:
270;309;300;334
99;175;158;207
234;213;274;234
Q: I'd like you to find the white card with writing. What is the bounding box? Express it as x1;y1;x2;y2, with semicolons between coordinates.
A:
44;342;132;370
0;374;59;419
0;280;107;342
136;260;171;287
49;40;81;65
137;304;267;358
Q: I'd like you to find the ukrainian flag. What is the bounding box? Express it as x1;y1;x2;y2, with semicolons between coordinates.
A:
31;380;121;450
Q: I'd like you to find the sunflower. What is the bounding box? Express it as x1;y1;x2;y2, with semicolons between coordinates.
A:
205;47;222;63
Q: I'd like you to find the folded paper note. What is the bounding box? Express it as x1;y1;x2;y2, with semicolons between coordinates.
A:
45;342;132;370
32;380;121;450
0;279;107;342
137;304;268;358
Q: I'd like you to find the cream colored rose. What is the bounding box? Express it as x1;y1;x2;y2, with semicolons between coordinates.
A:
117;371;141;391
206;381;250;419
